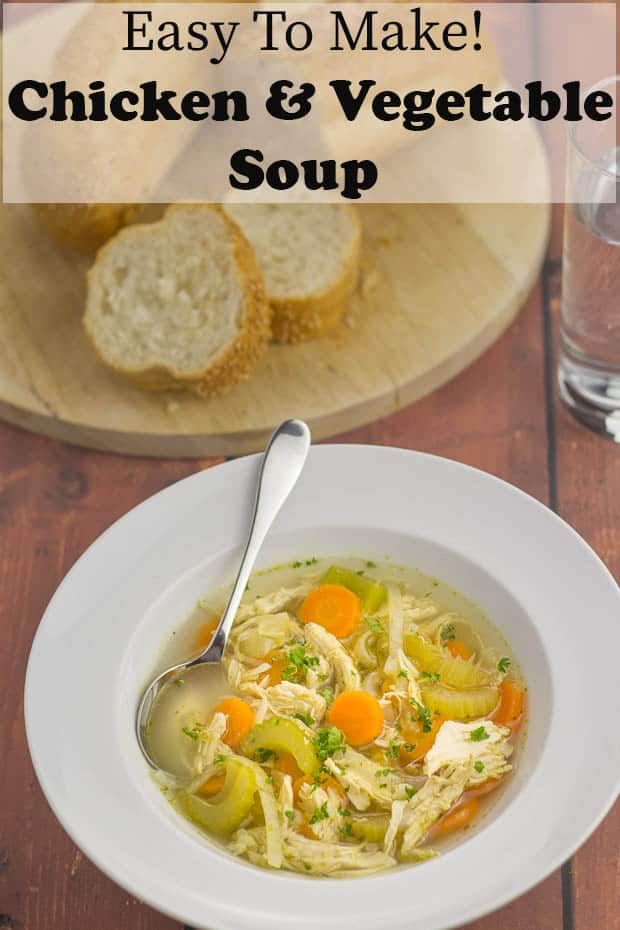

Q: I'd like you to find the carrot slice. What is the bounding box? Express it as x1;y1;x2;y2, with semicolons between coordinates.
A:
196;774;227;797
399;716;446;764
327;690;384;746
465;777;504;800
433;797;480;836
446;640;472;660
264;649;286;687
299;584;361;638
493;679;525;729
273;752;303;779
212;697;255;748
194;618;219;652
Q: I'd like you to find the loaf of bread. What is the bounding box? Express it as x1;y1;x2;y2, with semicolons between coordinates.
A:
34;204;132;254
84;205;270;395
224;204;362;343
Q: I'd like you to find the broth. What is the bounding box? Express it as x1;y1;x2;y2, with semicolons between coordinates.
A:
146;556;526;876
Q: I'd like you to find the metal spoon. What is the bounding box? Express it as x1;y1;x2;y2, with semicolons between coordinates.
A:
136;418;312;771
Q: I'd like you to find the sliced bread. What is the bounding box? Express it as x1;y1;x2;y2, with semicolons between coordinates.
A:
224;204;362;343
84;205;270;395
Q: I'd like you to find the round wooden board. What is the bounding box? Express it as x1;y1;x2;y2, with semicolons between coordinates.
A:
0;198;549;458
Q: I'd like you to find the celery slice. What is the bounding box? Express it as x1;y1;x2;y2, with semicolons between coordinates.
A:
420;683;499;720
179;759;257;836
404;633;489;688
322;566;387;613
240;717;319;774
404;633;443;673
350;814;389;843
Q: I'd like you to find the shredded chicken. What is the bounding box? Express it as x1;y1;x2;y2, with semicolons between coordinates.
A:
192;712;229;776
424;720;513;786
325;745;401;810
235;586;313;623
383;584;405;678
232;754;283;869
162;562;525;878
229;612;303;664
400;766;470;857
298;782;342;843
384;799;406;855
264;681;327;724
304;622;361;692
285;832;396;876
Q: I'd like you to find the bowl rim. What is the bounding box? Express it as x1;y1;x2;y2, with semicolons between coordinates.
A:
24;444;620;930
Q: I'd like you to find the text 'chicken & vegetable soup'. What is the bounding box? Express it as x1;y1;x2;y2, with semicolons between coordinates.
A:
146;558;527;876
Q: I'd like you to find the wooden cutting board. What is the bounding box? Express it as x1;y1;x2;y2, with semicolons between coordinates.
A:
0;197;549;458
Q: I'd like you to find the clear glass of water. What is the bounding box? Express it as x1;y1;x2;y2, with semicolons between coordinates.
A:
560;75;620;440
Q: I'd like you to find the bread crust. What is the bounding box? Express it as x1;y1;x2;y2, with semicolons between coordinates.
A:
83;204;271;396
224;205;362;344
34;204;131;253
270;206;362;343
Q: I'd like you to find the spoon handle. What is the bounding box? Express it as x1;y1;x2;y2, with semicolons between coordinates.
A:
199;419;311;663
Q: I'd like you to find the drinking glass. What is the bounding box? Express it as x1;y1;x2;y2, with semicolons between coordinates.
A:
559;75;620;440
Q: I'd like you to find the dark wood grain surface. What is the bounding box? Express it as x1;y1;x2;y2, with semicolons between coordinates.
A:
1;0;619;919
0;228;618;930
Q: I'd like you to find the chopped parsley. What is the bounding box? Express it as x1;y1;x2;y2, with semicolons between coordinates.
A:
420;671;440;682
388;741;400;759
403;742;415;752
282;644;320;682
440;622;456;643
213;753;226;764
366;560;377;568
364;616;385;635
293;712;314;727
410;699;433;733
404;785;417;800
315;727;346;762
181;724;202;741
338;806;351;817
470;726;489;742
497;657;512;674
256;747;278;764
474;761;485;773
293;558;318;568
309;802;329;825
375;768;391;778
318;687;334;706
284;810;295;821
174;678;184;687
397;669;408;678
339;822;354;840
356;569;365;576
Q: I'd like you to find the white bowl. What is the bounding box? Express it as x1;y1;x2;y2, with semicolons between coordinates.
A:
25;445;620;930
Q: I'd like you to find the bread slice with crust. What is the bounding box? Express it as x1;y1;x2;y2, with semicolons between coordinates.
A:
84;204;270;395
224;204;362;343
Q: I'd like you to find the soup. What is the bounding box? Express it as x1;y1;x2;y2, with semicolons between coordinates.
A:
146;557;526;876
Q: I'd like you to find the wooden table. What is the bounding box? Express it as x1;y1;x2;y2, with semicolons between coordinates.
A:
0;201;618;930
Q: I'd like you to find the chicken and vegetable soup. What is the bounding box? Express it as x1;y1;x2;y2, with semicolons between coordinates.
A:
147;558;526;876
